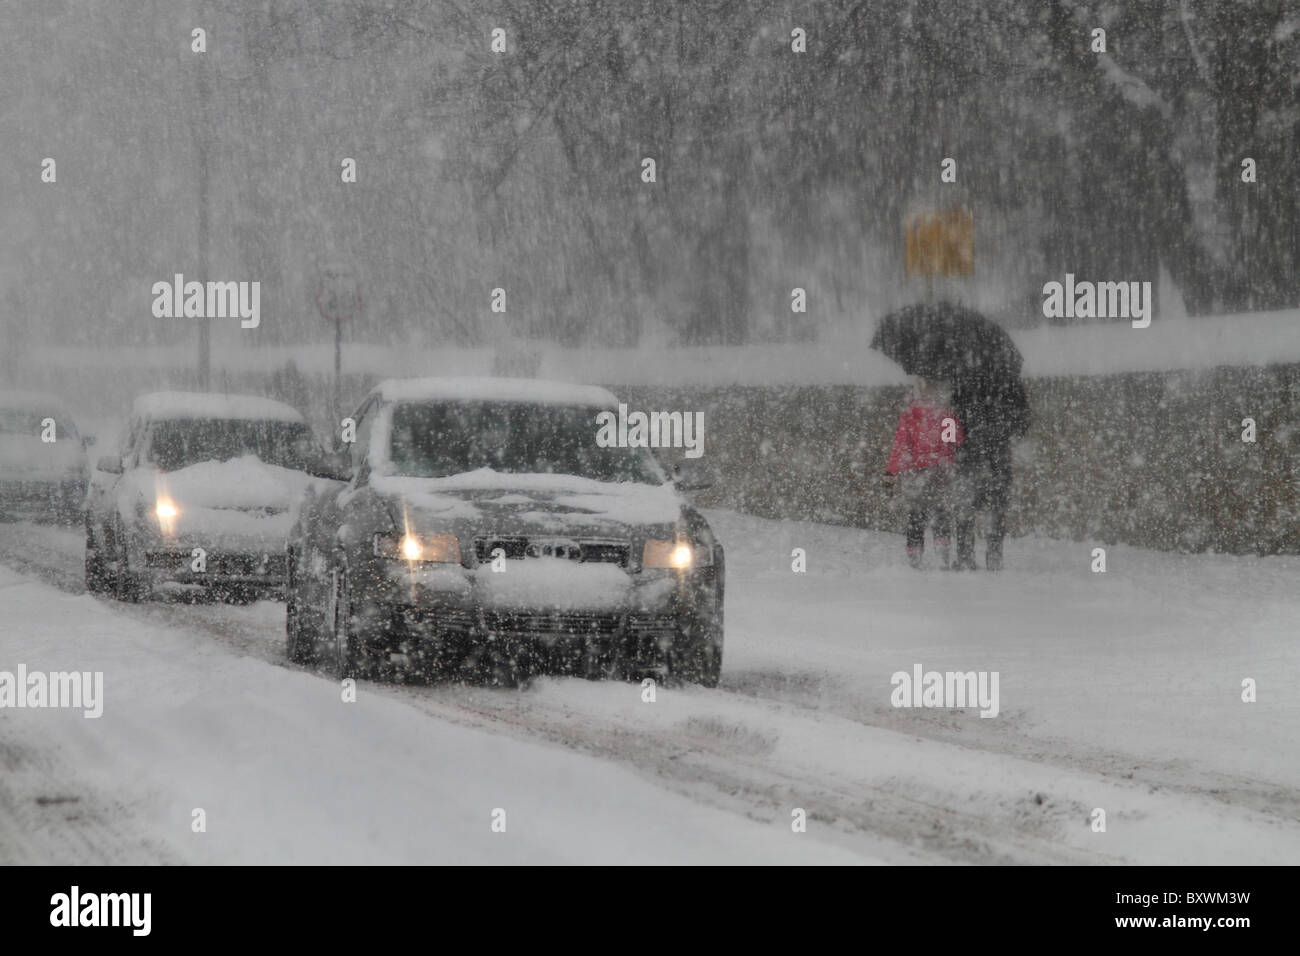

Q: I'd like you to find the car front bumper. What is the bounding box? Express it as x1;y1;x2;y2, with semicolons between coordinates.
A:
0;476;86;515
354;561;721;663
124;511;292;591
140;548;287;589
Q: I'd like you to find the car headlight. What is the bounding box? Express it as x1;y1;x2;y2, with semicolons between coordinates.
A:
153;498;179;534
643;538;712;569
374;531;461;564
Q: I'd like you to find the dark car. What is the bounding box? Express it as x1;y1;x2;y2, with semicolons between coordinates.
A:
285;377;724;686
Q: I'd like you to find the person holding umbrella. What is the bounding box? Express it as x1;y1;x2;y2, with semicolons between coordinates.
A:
949;371;1030;570
870;302;1030;571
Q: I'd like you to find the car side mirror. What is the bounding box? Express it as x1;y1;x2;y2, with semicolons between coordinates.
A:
311;449;354;482
96;454;123;474
673;460;715;491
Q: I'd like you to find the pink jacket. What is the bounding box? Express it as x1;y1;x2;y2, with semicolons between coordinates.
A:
886;401;964;474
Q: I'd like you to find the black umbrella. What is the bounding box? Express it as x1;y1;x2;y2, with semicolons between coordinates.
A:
870;302;1022;381
872;302;1030;445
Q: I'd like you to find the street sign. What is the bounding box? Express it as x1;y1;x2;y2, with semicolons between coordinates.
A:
905;208;974;277
315;262;361;322
314;260;360;433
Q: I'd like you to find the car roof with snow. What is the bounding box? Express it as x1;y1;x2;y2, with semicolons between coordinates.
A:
131;392;305;423
372;377;619;409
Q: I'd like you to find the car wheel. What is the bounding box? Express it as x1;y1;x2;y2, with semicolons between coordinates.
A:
83;521;110;594
330;565;364;680
668;613;724;689
111;523;145;603
285;550;319;664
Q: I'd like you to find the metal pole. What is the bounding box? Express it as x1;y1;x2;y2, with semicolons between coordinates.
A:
334;314;342;427
195;38;211;389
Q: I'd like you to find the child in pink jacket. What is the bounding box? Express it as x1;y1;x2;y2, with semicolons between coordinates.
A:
884;378;964;569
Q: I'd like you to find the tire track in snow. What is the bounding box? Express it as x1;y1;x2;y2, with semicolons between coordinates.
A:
0;737;181;865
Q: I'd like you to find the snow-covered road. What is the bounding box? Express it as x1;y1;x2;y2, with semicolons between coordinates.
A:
1;513;1297;864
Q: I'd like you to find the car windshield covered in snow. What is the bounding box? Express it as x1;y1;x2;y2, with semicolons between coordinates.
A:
388;401;664;484
147;418;317;472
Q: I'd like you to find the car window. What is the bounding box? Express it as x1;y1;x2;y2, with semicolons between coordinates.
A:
143;418;318;472
121;417;142;461
385;401;665;484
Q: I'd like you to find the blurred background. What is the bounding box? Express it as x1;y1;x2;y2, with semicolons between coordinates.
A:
2;0;1296;359
2;0;1298;553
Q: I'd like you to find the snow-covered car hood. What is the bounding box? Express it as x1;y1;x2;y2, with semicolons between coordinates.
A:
137;455;317;512
370;469;684;534
118;455;326;550
0;434;86;479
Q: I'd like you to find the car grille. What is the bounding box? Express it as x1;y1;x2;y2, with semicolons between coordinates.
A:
626;612;678;637
478;610;678;639
482;610;622;637
433;607;476;632
145;551;286;577
472;535;630;567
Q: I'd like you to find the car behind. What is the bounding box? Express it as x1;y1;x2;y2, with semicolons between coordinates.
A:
0;390;90;524
85;391;333;602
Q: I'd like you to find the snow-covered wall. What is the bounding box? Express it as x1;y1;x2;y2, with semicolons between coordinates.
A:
26;308;1300;387
13;310;1300;554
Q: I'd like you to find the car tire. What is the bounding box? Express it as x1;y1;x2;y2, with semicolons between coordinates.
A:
83;521;110;594
330;564;364;680
111;522;145;603
285;549;321;664
668;614;723;689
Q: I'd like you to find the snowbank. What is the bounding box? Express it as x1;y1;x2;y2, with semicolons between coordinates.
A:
376;377;618;408
30;308;1300;390
132;392;304;422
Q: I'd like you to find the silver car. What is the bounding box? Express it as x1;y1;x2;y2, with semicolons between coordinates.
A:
84;392;330;602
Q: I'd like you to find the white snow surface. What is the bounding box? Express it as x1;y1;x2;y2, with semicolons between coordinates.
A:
373;471;682;526
147;456;315;512
131;392;304;423
0;561;865;865
474;560;633;611
34;308;1300;392
1;508;1298;864
375;376;618;408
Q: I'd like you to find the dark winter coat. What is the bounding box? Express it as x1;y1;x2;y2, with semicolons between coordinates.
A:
950;374;1030;461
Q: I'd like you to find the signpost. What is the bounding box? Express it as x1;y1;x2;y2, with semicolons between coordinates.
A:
314;261;361;426
905;207;974;303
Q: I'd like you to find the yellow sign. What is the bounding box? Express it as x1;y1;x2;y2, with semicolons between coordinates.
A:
905;208;973;277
